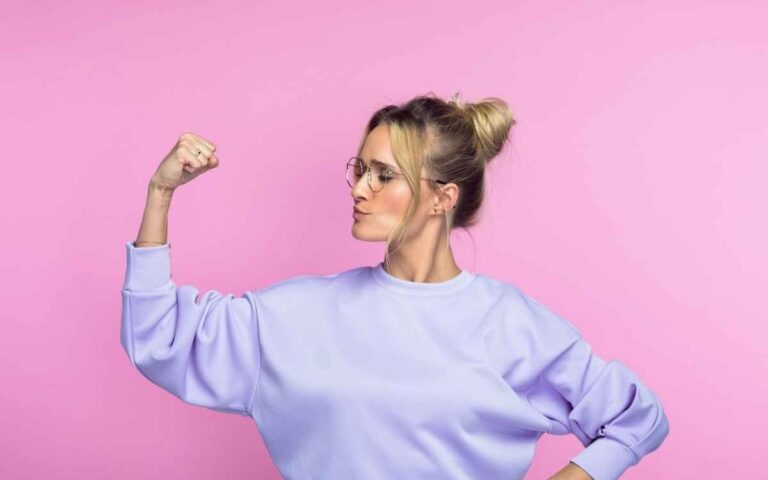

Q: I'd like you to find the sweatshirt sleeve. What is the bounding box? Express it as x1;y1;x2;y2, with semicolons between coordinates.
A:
523;297;670;480
120;240;261;417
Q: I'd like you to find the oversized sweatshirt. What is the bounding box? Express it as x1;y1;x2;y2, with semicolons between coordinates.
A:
120;240;669;480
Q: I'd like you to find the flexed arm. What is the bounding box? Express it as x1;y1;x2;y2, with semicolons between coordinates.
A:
121;133;260;416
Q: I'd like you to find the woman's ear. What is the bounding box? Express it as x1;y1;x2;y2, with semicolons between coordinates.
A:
434;183;459;212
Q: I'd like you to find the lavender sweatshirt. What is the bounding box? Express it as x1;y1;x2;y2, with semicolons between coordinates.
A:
120;241;669;480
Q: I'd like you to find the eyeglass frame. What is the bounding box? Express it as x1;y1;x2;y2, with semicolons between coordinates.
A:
346;156;447;192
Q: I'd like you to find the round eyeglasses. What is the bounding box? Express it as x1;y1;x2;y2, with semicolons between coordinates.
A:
345;156;447;193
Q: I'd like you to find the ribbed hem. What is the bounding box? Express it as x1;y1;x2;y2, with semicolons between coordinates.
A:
123;240;173;291
570;437;639;480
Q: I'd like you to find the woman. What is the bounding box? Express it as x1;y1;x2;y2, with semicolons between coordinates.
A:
121;93;669;480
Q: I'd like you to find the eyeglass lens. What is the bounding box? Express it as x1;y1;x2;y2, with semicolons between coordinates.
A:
346;157;390;192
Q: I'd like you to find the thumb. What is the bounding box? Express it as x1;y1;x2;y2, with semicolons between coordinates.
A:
178;155;193;172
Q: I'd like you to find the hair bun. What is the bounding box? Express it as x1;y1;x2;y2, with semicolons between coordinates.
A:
449;92;516;165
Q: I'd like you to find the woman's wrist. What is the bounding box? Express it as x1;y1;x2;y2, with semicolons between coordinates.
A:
548;462;593;480
148;180;175;198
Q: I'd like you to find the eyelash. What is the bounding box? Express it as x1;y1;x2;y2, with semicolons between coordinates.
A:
357;163;394;180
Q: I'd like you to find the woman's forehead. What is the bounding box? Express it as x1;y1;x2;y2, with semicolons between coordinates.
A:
360;124;397;167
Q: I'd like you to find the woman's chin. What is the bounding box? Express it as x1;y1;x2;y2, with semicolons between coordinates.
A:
351;225;381;242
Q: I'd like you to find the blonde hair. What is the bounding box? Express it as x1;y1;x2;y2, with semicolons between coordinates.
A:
355;91;516;270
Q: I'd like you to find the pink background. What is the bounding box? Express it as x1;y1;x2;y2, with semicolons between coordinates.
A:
1;0;765;478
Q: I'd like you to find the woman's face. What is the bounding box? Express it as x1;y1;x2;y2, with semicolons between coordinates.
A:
350;123;440;243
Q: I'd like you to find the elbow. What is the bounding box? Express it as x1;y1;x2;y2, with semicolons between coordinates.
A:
120;327;137;368
120;295;137;368
588;360;671;459
120;332;132;365
628;390;670;459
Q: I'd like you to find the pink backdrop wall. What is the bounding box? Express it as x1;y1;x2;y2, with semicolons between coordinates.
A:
1;0;765;478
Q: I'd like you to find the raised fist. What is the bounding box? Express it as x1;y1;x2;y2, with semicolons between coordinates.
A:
150;132;219;191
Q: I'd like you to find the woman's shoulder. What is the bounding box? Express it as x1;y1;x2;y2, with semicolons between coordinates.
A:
253;264;371;298
472;272;583;338
469;270;528;300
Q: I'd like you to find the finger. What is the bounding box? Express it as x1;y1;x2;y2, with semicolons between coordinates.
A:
192;141;213;160
177;148;195;173
188;132;216;152
185;144;210;169
179;146;205;171
180;139;213;163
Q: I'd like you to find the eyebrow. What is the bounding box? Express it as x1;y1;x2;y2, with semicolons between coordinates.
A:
358;157;397;169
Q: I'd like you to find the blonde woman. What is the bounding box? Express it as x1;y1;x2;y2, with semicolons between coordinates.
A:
121;93;669;480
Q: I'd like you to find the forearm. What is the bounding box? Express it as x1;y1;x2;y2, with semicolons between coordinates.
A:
548;461;593;480
134;182;174;247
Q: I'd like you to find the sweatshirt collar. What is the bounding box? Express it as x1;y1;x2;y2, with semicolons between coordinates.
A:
370;262;476;296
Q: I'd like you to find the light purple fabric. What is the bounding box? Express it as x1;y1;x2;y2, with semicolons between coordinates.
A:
121;240;669;480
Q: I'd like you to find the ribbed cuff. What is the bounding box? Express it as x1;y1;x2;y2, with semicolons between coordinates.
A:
570;437;639;480
123;240;172;291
